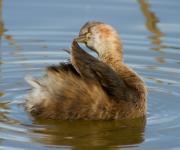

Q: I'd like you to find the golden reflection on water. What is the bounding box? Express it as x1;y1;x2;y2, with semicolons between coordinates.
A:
0;0;21;53
0;0;3;37
138;0;166;64
138;0;164;49
0;101;10;123
4;35;22;52
31;117;146;149
0;0;3;81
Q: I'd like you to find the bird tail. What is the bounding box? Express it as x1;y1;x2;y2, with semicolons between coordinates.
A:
25;75;41;88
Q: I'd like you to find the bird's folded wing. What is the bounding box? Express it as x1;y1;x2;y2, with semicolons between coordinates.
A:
71;40;129;101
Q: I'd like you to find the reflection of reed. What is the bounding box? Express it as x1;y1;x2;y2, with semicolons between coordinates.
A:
0;0;7;120
0;0;21;52
0;0;3;77
138;0;166;64
31;117;146;150
0;0;3;37
139;0;164;49
0;101;10;122
139;0;163;35
4;35;22;51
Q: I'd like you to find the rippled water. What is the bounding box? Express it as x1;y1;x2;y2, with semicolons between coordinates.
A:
0;0;180;149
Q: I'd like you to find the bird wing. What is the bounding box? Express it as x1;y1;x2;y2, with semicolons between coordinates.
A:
71;40;129;101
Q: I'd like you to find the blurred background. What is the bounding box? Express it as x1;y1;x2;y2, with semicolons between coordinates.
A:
0;0;180;149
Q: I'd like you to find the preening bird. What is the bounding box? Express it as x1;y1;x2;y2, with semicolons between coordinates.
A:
25;21;147;120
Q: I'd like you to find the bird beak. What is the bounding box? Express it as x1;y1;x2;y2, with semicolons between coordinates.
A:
75;34;87;43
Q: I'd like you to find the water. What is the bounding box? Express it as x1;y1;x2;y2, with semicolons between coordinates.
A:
0;0;180;149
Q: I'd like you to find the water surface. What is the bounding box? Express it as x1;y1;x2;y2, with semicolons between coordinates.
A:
0;0;180;149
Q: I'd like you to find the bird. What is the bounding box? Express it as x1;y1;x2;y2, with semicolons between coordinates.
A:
25;21;147;120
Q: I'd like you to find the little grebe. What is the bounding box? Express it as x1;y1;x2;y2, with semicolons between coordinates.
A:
25;21;147;120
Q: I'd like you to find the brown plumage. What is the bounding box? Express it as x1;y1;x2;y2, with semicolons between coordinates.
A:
25;21;147;120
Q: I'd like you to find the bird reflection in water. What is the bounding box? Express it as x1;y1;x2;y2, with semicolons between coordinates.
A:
31;117;146;150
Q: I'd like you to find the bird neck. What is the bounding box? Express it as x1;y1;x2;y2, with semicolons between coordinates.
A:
99;48;123;71
98;43;146;99
99;47;146;96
